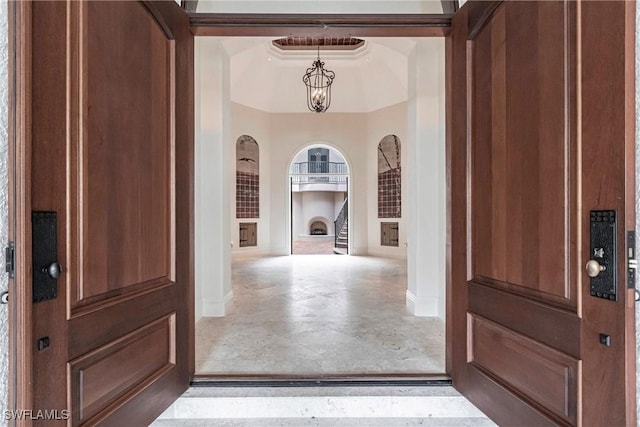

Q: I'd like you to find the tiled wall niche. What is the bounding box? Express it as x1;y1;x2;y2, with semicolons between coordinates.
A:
236;135;259;219
377;134;401;218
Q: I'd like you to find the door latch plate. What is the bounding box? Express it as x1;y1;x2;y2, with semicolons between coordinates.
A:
32;211;59;303
589;210;617;301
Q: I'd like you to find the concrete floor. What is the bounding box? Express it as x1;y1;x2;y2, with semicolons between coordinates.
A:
196;255;445;375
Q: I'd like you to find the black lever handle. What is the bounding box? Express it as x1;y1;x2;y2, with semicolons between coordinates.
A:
42;262;61;279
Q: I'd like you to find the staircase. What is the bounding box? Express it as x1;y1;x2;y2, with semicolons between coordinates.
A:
150;386;496;426
334;198;348;254
335;219;348;253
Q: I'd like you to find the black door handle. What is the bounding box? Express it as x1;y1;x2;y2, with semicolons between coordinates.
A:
42;262;61;279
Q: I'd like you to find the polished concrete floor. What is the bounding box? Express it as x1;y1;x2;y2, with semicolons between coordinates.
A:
195;255;445;375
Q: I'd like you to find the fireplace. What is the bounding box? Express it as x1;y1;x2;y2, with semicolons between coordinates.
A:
310;221;328;235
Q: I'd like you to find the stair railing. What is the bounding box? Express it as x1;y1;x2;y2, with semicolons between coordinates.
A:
334;197;348;248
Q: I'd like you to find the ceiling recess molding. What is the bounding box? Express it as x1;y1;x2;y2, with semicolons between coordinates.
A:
273;37;365;51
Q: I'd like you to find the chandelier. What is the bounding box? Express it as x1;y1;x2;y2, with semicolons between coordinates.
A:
302;47;335;113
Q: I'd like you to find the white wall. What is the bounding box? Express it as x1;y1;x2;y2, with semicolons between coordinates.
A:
292;192;304;239
292;190;346;241
366;102;408;258
231;103;271;255
334;192;346;217
296;191;339;238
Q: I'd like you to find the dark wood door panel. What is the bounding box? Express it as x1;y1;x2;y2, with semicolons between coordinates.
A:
68;284;177;359
471;1;577;307
68;314;175;425
468;281;580;358
69;0;175;307
464;366;560;427
468;314;579;425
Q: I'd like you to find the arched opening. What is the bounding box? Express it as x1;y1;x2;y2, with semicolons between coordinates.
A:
289;143;349;255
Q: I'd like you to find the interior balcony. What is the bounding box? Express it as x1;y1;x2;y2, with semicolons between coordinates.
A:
290;161;348;192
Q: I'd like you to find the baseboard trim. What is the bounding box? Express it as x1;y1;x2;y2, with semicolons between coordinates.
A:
367;248;408;259
406;290;439;317
232;248;270;257
202;290;234;317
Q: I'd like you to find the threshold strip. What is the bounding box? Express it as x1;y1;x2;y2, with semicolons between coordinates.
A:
191;374;452;388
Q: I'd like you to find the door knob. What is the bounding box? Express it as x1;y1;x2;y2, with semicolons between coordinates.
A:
43;262;61;279
586;260;605;278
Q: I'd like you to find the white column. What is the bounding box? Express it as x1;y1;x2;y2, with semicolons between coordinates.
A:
406;39;446;319
195;38;233;318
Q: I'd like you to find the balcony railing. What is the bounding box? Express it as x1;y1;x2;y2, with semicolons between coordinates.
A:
291;161;347;175
290;161;348;185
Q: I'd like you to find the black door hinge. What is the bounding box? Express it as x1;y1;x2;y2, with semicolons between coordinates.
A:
5;242;14;278
627;231;637;293
628;231;636;288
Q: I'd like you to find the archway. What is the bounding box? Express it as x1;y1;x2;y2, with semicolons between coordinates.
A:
288;143;350;255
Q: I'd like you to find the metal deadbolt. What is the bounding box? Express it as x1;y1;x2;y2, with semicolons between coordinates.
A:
43;262;61;279
586;260;605;278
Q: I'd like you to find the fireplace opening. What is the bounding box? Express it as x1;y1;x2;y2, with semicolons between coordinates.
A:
310;221;328;235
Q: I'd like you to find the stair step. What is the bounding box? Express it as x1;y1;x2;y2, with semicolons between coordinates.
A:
151;387;495;426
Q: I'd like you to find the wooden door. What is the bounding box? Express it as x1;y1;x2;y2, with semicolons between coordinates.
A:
239;223;257;247
448;1;636;425
28;1;193;425
381;222;399;247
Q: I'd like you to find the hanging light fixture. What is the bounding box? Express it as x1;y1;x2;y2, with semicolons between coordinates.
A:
302;47;335;113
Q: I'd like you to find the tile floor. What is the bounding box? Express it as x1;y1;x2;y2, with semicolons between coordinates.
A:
196;255;445;375
291;240;336;255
